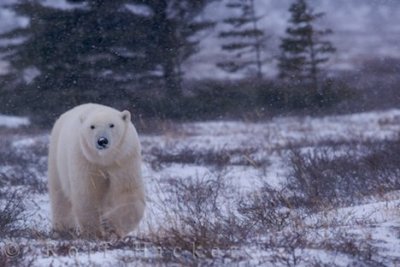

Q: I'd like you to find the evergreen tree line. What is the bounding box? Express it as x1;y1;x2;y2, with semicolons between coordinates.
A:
0;0;341;125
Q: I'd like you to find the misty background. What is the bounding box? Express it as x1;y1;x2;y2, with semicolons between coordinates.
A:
0;0;399;126
1;0;400;78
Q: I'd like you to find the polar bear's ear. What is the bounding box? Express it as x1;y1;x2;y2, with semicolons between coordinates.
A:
121;110;131;122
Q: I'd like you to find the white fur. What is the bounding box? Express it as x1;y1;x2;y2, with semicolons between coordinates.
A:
47;103;145;238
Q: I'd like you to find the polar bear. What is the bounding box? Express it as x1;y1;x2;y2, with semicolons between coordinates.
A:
47;103;145;239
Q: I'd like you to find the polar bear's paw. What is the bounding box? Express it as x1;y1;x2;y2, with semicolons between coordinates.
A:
101;217;120;241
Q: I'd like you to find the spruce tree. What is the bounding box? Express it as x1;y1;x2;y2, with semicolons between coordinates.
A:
148;0;216;98
0;0;216;121
0;0;156;123
278;0;335;93
217;0;265;79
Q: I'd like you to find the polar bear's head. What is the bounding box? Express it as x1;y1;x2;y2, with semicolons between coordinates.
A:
79;108;132;166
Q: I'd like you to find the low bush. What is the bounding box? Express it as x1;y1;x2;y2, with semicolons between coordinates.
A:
238;184;291;233
0;190;25;237
257;78;355;111
146;174;250;262
288;139;400;210
0;139;47;194
148;146;266;170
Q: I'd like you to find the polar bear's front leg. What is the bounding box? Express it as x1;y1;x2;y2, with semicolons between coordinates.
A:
48;135;75;233
71;191;103;238
103;190;145;237
50;190;75;232
48;168;75;232
69;172;104;238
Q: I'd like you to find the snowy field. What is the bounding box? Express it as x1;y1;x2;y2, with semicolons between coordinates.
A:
1;109;400;266
0;114;29;128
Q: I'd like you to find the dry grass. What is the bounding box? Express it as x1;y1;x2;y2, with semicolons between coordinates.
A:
238;184;291;233
0;138;47;194
0;190;25;238
138;172;390;266
287;138;400;210
149;146;268;170
145;174;249;263
317;232;378;264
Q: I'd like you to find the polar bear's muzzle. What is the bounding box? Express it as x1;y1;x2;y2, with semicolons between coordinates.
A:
96;137;109;150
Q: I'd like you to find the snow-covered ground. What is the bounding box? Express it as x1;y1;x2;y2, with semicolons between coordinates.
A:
1;109;400;266
0;114;29;128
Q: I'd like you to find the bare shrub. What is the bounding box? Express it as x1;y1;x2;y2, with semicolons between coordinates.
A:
134;117;178;135
149;147;229;169
288;138;400;210
0;190;25;238
1;170;47;195
268;230;309;266
147;175;249;261
149;146;267;170
0;139;47;194
315;231;386;266
238;184;291;233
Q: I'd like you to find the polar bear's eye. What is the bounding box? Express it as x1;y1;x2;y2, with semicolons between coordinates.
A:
109;124;114;128
90;125;95;130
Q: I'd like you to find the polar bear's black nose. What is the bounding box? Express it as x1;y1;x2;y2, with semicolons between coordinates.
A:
97;137;109;149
